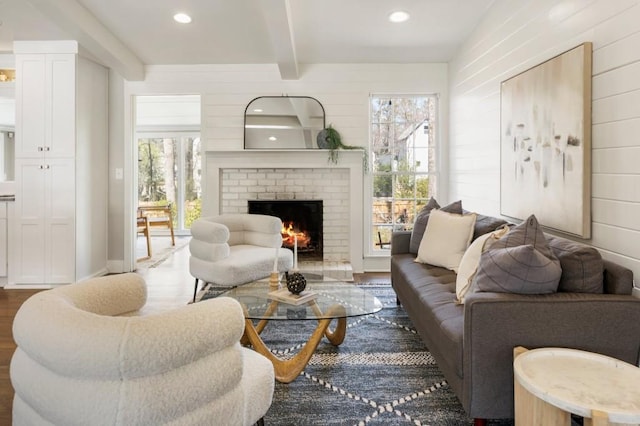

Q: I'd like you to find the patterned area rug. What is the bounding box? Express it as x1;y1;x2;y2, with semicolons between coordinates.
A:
252;283;514;426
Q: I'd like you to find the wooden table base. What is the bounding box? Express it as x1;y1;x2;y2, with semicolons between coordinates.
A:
241;301;347;383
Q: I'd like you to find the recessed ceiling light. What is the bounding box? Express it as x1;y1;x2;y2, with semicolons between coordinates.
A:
388;10;410;23
173;13;192;24
253;109;263;113
268;136;277;141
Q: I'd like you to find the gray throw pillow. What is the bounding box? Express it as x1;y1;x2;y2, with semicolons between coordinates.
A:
474;215;562;294
546;235;603;293
471;214;510;241
409;199;463;254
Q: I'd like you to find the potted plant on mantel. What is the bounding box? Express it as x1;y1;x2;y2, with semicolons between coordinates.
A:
317;124;368;171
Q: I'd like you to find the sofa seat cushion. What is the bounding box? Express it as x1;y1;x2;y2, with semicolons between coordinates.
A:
392;254;464;379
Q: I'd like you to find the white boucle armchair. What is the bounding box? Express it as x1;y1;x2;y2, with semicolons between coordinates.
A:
189;214;294;301
10;273;274;426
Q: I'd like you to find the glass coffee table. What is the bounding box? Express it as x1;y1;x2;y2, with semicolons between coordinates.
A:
222;276;383;383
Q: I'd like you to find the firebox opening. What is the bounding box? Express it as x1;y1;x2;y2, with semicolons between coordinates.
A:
248;200;323;261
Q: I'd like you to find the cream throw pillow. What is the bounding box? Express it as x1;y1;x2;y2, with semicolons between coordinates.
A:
455;225;509;304
415;209;477;272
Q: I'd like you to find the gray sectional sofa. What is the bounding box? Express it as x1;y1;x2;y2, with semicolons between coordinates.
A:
390;211;640;422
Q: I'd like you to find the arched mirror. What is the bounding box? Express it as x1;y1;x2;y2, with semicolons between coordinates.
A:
244;96;325;149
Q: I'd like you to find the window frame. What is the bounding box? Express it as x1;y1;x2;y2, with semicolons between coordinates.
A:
135;130;201;234
366;93;440;257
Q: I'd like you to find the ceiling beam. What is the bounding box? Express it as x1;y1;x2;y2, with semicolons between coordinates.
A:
25;0;145;81
260;0;299;80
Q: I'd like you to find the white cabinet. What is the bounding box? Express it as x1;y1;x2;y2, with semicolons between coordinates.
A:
15;53;76;159
14;158;74;283
13;49;76;285
11;41;108;286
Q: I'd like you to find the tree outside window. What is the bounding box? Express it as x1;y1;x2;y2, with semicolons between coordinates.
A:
138;135;201;230
370;95;437;252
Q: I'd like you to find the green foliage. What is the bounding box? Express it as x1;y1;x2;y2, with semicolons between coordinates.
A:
373;163;392;197
138;139;166;202
185;198;202;229
322;124;369;171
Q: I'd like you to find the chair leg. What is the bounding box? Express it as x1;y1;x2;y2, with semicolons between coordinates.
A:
193;278;199;303
145;229;152;257
169;221;175;246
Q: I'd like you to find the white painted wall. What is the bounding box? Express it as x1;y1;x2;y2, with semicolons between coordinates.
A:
75;56;109;280
117;63;448;270
449;0;640;292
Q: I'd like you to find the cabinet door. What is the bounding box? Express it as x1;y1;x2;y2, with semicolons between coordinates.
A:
15;53;76;159
13;159;47;283
46;54;76;158
44;158;75;284
15;54;46;158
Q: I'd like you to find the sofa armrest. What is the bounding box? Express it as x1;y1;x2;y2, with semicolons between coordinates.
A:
603;258;634;294
391;231;412;255
462;291;640;419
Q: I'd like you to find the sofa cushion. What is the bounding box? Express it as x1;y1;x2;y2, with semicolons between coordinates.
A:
456;225;509;303
391;254;463;379
416;209;476;273
546;235;604;293
409;199;462;254
474;215;562;294
471;214;510;241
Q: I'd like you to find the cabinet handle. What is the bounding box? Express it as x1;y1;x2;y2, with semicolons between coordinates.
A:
38;147;44;152
45;147;51;151
39;165;43;169
45;165;50;169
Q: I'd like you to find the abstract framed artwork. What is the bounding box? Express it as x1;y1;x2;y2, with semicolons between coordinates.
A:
500;42;592;238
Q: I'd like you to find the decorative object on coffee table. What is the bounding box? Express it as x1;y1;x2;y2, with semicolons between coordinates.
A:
285;271;307;294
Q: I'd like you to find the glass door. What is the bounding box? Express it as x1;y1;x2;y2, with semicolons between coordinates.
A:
137;133;201;233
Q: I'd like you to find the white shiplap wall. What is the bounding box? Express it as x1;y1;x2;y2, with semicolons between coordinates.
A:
125;63;448;270
128;63;448;153
449;0;640;291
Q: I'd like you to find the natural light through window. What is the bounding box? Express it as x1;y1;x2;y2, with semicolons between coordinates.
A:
369;94;438;253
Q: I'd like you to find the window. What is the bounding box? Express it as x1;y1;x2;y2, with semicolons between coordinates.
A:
369;95;438;253
137;133;201;232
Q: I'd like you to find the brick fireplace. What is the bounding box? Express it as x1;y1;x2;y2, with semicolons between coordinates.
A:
204;150;365;272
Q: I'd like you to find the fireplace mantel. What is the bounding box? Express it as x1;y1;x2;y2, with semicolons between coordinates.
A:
204;150;365;272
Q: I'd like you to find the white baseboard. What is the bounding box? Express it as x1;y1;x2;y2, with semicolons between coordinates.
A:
4;284;55;290
363;256;391;273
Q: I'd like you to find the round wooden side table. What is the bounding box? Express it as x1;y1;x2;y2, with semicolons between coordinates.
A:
513;347;640;426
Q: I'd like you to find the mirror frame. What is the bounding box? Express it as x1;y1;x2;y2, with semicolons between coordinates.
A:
243;95;326;150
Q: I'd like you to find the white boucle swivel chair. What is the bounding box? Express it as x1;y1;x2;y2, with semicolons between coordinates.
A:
10;273;274;426
189;214;294;301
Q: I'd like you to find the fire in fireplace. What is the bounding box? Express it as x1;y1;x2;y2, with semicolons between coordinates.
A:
248;200;323;260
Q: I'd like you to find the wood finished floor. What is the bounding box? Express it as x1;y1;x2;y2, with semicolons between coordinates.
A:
0;243;390;423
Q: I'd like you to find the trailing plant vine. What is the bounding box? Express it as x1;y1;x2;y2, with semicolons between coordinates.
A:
318;124;369;172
